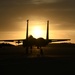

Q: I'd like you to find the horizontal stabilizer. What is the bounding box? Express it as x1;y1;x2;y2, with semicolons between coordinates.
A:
48;39;71;42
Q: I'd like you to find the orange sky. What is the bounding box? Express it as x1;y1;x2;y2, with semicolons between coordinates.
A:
0;0;75;43
0;20;73;43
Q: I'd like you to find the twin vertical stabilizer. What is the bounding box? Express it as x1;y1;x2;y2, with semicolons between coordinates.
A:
46;20;49;40
26;20;49;41
26;20;29;40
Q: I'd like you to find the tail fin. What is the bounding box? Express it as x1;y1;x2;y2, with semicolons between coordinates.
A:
23;20;29;48
25;20;29;54
26;20;29;40
46;20;49;40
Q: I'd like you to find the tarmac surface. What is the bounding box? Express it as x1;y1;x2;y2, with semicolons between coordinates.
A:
0;44;75;74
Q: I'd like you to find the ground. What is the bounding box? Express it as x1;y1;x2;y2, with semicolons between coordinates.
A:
0;43;75;74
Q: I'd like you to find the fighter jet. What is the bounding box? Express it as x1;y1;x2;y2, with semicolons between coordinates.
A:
0;20;70;49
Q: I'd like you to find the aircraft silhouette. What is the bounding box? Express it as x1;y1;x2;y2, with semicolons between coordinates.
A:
0;20;70;49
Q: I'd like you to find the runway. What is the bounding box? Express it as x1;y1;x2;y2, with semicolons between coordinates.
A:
0;45;75;59
0;46;75;74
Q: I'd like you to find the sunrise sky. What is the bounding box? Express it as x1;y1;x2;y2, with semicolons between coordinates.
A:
0;0;75;43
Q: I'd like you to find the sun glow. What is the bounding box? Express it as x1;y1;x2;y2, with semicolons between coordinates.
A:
32;26;42;38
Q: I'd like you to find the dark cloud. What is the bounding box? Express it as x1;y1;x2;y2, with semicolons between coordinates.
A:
0;0;75;32
0;0;32;5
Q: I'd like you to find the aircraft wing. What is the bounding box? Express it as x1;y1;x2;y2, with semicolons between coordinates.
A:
49;39;71;42
0;39;25;42
0;39;70;42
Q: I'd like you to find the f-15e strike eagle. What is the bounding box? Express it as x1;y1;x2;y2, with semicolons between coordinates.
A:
0;20;70;49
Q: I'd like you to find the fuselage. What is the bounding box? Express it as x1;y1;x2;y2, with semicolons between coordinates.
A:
23;36;52;49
